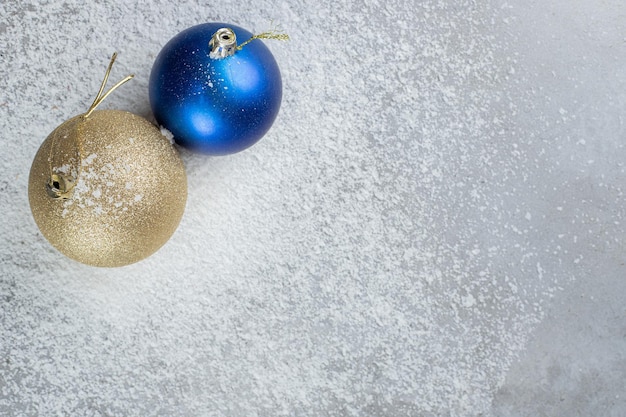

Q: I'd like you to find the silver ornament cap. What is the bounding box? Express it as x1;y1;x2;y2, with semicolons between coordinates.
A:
209;28;237;59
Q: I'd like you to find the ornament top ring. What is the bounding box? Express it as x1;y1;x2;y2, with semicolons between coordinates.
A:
149;23;287;155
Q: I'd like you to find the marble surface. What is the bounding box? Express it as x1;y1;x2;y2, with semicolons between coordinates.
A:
1;0;624;415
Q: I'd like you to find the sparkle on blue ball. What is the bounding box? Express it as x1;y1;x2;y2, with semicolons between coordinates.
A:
149;23;282;155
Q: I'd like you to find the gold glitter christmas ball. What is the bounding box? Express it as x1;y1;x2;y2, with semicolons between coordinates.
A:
28;109;187;267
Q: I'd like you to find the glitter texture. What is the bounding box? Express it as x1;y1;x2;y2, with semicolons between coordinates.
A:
28;110;187;267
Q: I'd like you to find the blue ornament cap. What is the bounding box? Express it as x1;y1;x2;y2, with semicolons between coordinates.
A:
149;23;283;155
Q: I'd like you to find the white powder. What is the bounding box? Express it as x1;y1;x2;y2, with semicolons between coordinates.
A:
57;153;139;218
159;126;175;144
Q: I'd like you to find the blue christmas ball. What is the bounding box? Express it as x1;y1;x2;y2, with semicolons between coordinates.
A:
149;23;283;155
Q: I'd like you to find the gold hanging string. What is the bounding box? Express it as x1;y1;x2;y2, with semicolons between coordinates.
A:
84;52;134;118
46;53;134;199
237;25;290;51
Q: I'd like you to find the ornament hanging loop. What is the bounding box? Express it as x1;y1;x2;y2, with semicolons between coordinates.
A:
84;52;134;119
237;26;290;51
